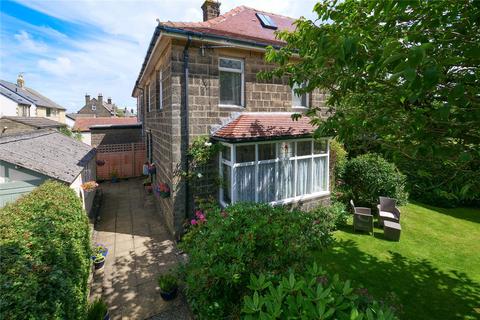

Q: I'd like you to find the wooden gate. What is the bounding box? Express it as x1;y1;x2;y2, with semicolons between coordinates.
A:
96;143;146;180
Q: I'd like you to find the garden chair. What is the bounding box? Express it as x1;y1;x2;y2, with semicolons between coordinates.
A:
350;200;374;236
377;196;401;227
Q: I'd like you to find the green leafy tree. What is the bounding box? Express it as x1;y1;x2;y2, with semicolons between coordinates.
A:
264;0;480;206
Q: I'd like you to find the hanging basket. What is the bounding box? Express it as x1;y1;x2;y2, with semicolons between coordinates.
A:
96;159;105;166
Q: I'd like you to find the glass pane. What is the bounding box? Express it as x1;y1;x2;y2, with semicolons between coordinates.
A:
296;141;312;156
236;145;255;163
236;165;255;202
292;83;308;107
258;143;276;161
258;162;276;202
312;157;327;192
278;160;294;199
222;145;231;161
296;158;312;196
220;71;242;105
222;164;231;204
278;142;294;158
220;58;242;70
314;140;328;154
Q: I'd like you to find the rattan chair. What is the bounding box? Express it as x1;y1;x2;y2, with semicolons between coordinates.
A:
350;200;374;236
377;196;401;227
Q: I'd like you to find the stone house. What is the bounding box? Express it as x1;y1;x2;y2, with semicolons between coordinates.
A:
0;75;66;123
132;1;331;236
77;93;117;117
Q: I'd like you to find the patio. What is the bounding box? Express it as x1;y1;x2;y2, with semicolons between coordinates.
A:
90;178;191;319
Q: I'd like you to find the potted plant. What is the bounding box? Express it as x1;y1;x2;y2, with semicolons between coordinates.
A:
158;182;171;198
87;297;110;320
92;244;108;270
81;181;99;192
148;163;156;175
110;169;119;183
96;159;105;166
157;273;178;301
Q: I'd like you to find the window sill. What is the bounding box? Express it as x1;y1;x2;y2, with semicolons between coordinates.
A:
292;106;308;111
219;104;245;110
219;191;330;208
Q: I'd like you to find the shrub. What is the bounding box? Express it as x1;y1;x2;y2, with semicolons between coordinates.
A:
86;298;108;320
343;154;408;208
242;263;398;319
329;138;347;185
179;202;333;319
311;201;349;231
0;181;91;319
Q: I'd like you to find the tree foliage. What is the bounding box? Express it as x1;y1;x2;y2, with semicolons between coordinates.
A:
265;0;480;206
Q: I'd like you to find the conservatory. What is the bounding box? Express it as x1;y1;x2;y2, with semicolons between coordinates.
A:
212;113;330;207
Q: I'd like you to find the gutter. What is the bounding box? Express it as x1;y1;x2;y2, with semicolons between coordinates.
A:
182;35;192;228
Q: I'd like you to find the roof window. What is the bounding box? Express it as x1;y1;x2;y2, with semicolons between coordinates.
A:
256;13;277;30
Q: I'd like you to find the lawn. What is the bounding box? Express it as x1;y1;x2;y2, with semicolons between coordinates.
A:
317;203;480;320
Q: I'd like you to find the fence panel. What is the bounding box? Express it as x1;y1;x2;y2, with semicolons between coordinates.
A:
96;143;146;180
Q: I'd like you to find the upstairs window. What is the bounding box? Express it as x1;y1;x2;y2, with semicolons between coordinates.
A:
46;108;51;117
91;104;96;111
147;84;151;112
219;57;244;107
157;70;163;110
292;83;309;108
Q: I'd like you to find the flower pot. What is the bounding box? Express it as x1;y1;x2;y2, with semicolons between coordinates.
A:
94;257;105;270
103;311;110;320
160;287;178;301
160;191;170;198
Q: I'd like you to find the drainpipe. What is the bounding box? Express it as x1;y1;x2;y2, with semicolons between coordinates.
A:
182;35;192;233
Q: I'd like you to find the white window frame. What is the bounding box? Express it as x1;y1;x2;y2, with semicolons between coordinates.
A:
292;83;309;109
147;83;151;113
157;70;163;110
92;104;96;111
218;57;245;108
219;138;329;208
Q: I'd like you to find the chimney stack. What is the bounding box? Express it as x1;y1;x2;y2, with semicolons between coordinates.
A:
17;73;25;88
107;97;112;104
85;94;90;105
98;93;103;105
201;0;220;21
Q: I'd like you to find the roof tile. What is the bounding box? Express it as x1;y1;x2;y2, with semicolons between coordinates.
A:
73;117;139;132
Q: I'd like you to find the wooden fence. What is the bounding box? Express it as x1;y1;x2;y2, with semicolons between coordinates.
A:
96;143;146;180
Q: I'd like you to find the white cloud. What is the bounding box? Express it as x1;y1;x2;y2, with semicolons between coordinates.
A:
3;0;320;112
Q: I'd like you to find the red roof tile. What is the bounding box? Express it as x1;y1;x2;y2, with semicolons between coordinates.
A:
212;113;314;141
162;6;296;46
73;117;139;132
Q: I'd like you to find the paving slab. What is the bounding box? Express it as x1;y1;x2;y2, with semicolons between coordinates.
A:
90;178;192;320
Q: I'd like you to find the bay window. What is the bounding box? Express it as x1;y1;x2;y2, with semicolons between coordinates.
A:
219;138;329;206
219;57;244;106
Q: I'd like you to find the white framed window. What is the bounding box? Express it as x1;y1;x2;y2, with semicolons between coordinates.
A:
292;83;309;108
91;104;96;111
147;84;151;113
157;70;163;110
219;138;329;207
46;108;52;117
219;57;244;107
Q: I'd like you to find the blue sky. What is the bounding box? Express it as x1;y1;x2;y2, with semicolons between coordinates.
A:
0;0;318;112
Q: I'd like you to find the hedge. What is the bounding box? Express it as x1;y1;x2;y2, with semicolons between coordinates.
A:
0;181;91;319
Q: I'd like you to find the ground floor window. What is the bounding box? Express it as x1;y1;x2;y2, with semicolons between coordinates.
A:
219;138;329;206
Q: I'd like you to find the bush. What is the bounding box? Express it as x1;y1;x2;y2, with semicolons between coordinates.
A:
311;201;349;232
179;202;333;319
242;263;398;319
0;181;91;319
343;154;408;208
329;138;347;185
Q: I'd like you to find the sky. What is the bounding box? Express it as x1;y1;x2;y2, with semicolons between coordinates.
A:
0;0;319;112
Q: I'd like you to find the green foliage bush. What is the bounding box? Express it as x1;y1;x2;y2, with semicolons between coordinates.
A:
311;201;349;232
344;154;408;208
0;181;91;319
242;263;398;319
329;138;347;185
179;202;333;319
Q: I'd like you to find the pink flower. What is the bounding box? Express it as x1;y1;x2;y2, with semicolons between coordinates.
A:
190;219;197;225
195;210;203;218
198;214;206;221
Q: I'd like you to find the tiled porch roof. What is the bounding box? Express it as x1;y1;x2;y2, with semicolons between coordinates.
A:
212;113;315;142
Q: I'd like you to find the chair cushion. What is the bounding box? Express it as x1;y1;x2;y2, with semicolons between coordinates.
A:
379;211;396;219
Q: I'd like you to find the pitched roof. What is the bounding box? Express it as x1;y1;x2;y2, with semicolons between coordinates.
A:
0;80;66;110
161;6;296;46
0;129;95;184
212;113;315;142
73;117;139;132
1;116;65;129
0;85;32;105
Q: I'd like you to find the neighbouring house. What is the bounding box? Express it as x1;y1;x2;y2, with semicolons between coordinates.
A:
65;113;77;128
0;75;66;123
77;93;118;117
0;129;97;213
132;1;331;236
0;116;66;135
72;117;140;145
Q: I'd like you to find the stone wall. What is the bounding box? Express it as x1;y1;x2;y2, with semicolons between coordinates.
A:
139;37;331;236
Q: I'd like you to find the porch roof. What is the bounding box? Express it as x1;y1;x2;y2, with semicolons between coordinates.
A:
212;113;315;142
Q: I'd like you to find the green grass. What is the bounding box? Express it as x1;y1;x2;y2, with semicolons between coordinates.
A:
316;202;480;320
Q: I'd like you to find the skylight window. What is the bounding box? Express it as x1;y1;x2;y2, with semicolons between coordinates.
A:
256;13;277;30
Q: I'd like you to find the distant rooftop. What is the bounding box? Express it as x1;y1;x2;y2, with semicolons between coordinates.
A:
73;117;139;132
1;116;65;129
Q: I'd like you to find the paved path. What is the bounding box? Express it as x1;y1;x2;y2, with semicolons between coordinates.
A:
90;178;191;320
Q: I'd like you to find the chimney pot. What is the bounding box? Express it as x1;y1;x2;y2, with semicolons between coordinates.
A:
98;93;103;105
201;0;220;21
17;73;25;88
